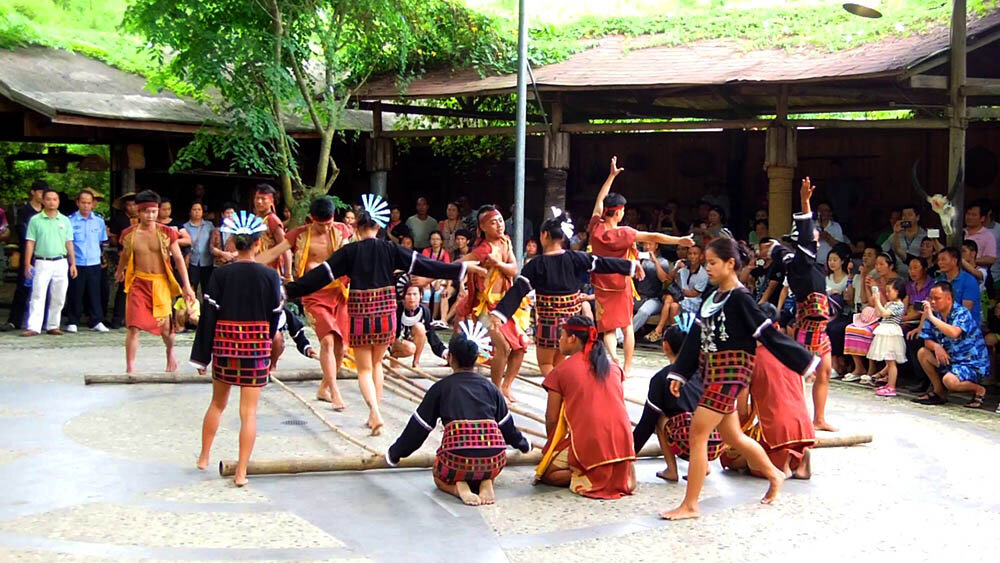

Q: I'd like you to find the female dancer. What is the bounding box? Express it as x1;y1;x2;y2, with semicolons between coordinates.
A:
659;238;818;521
490;213;638;379
192;211;284;486
285;195;484;435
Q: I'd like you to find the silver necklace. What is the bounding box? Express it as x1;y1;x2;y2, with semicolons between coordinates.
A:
700;288;735;353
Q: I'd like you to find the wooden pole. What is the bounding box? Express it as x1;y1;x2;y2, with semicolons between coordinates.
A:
812;434;872;448
84;368;433;385
947;0;967;246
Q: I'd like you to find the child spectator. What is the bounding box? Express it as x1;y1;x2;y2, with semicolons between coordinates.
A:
868;278;908;397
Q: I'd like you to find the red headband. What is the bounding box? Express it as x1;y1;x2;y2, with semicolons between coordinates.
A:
564;323;599;354
605;205;624;216
137;202;158;211
479;209;502;227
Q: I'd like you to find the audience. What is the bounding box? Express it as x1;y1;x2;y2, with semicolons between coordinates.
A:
405;197;437;250
825;245;852;378
631;242;671;338
439;202;463;254
882;205;926;271
816;201;847;265
935;247;981;324
963;201;997;271
66;189;109;334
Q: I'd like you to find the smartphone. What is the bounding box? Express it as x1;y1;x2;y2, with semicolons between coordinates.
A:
901;221;912;229
928;228;940;239
756;259;765;267
638;252;651;260
872;286;879;295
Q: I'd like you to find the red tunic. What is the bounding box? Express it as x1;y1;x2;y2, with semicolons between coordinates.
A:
588;215;637;332
455;236;527;351
750;344;816;469
259;213;285;271
543;353;635;499
284;223;352;348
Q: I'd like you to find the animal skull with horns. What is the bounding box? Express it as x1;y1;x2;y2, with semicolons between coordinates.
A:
911;161;962;238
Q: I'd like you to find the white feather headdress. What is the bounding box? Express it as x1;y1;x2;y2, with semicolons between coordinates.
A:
361;193;390;228
550;206;574;239
220;210;267;235
458;319;492;359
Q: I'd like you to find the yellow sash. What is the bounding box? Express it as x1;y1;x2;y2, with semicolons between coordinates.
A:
122;226;181;300
472;238;531;331
296;225;348;299
534;404;568;482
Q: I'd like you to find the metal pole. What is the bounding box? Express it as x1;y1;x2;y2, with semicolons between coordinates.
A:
513;0;528;264
947;0;967;246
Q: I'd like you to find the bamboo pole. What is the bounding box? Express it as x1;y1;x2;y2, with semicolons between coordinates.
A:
269;375;380;455
813;434;872;448
81;367;420;385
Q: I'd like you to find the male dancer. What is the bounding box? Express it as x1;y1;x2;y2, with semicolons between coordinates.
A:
590;156;694;375
114;190;196;372
256;197;352;409
760;178;837;432
252;184;291;278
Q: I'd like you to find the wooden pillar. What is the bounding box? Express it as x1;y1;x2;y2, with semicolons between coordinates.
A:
112;144;140;199
366;102;392;197
947;0;967;246
764;123;797;237
542;101;570;215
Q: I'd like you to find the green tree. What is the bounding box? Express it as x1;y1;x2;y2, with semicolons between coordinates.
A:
123;0;504;219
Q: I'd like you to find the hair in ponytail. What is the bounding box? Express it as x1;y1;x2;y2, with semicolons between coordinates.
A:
562;315;610;380
539;213;572;243
707;237;753;270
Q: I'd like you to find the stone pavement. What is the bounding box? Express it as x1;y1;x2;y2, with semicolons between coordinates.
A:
0;328;997;562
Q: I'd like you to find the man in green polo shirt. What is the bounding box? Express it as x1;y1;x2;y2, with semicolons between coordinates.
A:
22;188;77;336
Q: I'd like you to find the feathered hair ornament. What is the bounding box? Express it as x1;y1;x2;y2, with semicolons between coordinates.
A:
458;319;492;359
361;193;391;228
550;206;574;239
220;210;267;236
395;273;411;299
673;312;696;334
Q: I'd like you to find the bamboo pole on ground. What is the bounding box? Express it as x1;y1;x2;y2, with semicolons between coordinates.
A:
814;434;872;448
269;375;380;455
518;359;647;407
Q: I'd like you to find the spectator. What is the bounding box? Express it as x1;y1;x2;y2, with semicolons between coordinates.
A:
749;219;769;250
702;181;731;219
439;202;463;253
631;241;671;336
387;206;403;242
452;229;472;261
982;200;1000;292
919;236;940;277
825;245;853;378
935;246;981;324
420;231;452;327
911;281;990;408
209;202;239;266
675;244;708;314
390;285;447;368
654;201;685;236
570;228;589;251
455;195;478;234
984;302;999;399
867;278;908;397
903;256;934;393
505;204;535;244
0;204;9;299
816;201;847;266
523;238;540;264
844;251;899;383
5;181;46;331
22;189;76;336
341;208;357;237
875;209;902;248
961;239;987;293
399;233;414;250
157;198;191;247
882;205;926;269
963;201;996;271
405;197;437;250
757;237;785;307
852;242;879;313
182;201;215;296
66;190;109;333
107;191;138;329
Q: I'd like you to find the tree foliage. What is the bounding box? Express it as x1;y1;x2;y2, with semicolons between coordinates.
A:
0;142;111;215
123;0;504;219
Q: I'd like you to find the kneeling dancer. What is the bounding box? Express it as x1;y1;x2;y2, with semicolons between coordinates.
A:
536;316;636;499
191;211;284;486
632;320;725;482
386;332;531;506
285;196;483;435
660;238;818;521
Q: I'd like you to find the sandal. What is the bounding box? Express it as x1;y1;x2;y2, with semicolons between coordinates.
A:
964;392;986;409
913;392;947;406
644;329;662;342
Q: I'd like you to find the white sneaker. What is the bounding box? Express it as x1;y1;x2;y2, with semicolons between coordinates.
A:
859;374;873;385
842;372;862;383
65;324;78;333
830;369;842;380
92;323;110;333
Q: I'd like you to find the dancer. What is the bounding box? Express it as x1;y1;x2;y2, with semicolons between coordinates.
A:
391;284;448;367
114;190;196;373
386;330;531;506
760;177;838;431
632;318;725;482
455;205;530;402
659;238;818;521
491;212;638;381
720;304;816;480
589;156;694;376
536;316;636;499
252;184;291;276
192;211;284;486
285;195;484;435
256;197;352;410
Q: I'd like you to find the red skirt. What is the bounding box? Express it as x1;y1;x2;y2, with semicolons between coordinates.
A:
212;321;272;387
698;350;754;414
433;420;507;484
347;287;396;348
593;286;632;332
535;293;581;349
666;412;725;462
302;286;348;351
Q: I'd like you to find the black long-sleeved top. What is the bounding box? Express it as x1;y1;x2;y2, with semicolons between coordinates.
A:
386;372;531;464
283;304;314;357
667;287;819;384
490;250;635;323
770;212;827;305
632;367;705;451
191;261;284;369
396;303;446;358
284;237;467;300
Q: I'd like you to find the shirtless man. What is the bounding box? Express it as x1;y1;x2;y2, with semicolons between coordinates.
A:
253;184;292;278
257;197;351;409
114;190;196;373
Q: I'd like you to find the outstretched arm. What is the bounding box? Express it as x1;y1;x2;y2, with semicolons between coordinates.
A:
591;156;624;218
800;176;814;216
170;238;197;304
255;239;292;269
635;231;695;247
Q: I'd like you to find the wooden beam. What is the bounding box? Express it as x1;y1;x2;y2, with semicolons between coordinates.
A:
961;83;1000;96
910;76;1000;91
358;101;545;123
948;0;968;248
382;124;547;138
966;107;1000;119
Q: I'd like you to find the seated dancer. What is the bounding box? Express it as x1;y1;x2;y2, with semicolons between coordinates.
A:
256;197;352;410
632;318;725;482
761;177;838;432
589;156;694;376
490;211;639;377
455;205;530;403
536;315;637;499
191;211;284;486
285;195;485;435
721;303;816;480
660;238;819;521
386;327;531;506
114;190;196;373
391;283;448;367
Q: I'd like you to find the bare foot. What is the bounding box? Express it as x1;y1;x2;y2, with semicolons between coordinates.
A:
813;420;838;432
502;388;517;404
126;365;135;374
456;482;481;506
656;469;679;482
659;504;700;520
478;479;496;504
368;412;384;436
165;354;179;373
792;450;812;480
234;474;248;487
196;455;209;470
316;390;332;403
761;469;785;504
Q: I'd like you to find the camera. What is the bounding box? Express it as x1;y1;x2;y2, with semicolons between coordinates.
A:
901;221;912;229
913;301;924;312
